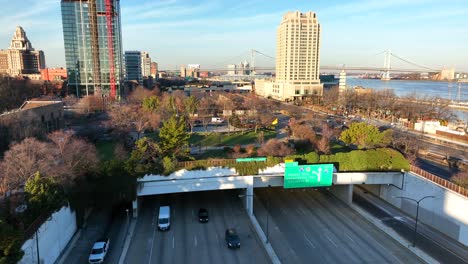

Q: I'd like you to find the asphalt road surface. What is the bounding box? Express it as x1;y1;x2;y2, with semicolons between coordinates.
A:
254;187;425;264
125;190;270;264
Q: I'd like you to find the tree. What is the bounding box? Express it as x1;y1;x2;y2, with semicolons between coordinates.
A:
125;137;163;177
108;104;160;140
0;138;54;194
48;130;98;184
24;172;67;223
159;114;190;159
340;122;392;149
0;217;24;264
257;139;293;157
184;95;199;133
142;96;159;112
92;160;137;207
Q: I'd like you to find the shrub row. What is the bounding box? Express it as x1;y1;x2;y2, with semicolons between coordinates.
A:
173;148;408;175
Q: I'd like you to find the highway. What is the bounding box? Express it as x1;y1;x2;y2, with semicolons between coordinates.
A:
125;190;269;264
254;187;425;264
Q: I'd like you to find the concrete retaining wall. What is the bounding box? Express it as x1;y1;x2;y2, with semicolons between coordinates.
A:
360;172;468;246
19;206;77;264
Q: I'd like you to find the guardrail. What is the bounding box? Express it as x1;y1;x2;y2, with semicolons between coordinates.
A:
410;165;467;197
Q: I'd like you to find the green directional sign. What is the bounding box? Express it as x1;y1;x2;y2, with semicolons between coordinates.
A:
236;157;267;163
284;163;334;188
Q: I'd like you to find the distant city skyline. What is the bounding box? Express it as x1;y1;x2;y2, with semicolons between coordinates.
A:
0;0;467;71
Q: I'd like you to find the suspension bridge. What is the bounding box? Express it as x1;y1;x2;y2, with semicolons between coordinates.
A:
160;49;463;79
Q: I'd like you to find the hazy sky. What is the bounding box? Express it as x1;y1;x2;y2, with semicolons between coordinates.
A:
0;0;467;71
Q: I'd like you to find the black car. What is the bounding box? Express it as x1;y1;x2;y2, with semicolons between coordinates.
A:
225;228;240;249
198;208;209;223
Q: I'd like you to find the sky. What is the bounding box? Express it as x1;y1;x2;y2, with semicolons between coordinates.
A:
0;0;467;71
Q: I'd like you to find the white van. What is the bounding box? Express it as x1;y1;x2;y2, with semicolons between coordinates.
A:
158;206;171;231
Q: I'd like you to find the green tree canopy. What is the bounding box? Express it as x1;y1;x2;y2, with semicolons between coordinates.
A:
24;172;67;218
93;160;137;207
125;137;163;177
184;95;199;117
159;114;190;159
142;96;159;112
0;217;24;264
340;122;392;149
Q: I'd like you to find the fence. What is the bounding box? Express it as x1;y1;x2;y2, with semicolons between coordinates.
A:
177;159;235;169
410;165;467;197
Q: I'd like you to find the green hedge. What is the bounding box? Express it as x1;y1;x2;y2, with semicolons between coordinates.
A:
319;148;409;171
170;148;408;176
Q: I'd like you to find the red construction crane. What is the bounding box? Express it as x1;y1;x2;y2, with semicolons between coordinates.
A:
105;0;116;99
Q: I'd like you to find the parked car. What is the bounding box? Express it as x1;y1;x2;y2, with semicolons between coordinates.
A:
225;228;240;249
198;208;209;223
88;238;110;263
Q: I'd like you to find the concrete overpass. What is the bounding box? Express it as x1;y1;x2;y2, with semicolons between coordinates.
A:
133;166;404;217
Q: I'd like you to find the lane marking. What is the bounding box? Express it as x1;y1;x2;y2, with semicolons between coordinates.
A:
194;235;198;247
345;233;356;244
324;233;338;248
303;234;316;249
148;209;157;264
172;236;175;249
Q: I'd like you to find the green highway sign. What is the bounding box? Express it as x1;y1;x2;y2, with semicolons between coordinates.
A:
284;163;334;188
236;157;267;162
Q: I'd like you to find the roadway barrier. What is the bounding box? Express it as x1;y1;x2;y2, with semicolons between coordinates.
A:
410;165;467;197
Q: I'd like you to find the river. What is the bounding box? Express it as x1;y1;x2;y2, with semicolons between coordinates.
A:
346;78;468;102
345;77;468;121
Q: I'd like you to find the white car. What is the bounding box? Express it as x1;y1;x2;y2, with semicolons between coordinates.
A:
88;238;110;264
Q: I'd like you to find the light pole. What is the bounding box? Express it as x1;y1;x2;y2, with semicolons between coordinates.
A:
394;195;435;247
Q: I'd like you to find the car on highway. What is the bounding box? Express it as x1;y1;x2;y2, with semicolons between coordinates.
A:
158;206;171;231
198;208;209;223
88;238;110;263
225;228;240;249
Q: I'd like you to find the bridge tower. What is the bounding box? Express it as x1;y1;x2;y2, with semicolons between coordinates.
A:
382;50;391;81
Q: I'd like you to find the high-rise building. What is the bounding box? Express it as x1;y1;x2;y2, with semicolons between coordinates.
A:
255;11;323;102
141;52;151;78
124;51;142;83
61;0;123;98
150;62;158;78
180;65;187;78
0;26;45;76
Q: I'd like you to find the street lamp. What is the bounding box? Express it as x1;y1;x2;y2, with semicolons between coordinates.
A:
393;195;435;247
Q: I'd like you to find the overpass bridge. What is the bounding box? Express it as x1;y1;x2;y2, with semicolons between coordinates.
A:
133;165;404;217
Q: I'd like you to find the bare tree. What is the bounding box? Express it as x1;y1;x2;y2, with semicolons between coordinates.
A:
257;139;293;157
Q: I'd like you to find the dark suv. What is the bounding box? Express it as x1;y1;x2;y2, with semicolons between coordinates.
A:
198;208;209;223
225;228;240;249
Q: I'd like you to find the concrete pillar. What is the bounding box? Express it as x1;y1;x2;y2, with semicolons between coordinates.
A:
329;184;353;205
132;198;139;218
246;184;254;216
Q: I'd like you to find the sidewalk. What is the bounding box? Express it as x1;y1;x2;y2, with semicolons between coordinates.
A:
353;187;468;264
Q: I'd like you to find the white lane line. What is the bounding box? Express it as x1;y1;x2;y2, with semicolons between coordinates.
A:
299;207;307;216
303;234;316;249
345;233;356;244
172;236;175;249
194;235;198;247
148;209;157;264
324;233;338;248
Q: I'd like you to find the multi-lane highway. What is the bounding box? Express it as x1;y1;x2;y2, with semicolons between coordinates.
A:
254;187;425;264
125;190;269;264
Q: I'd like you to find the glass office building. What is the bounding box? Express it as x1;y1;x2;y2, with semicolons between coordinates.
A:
61;0;123;97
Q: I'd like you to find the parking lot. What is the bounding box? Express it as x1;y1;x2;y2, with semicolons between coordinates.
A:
254;187;425;264
125;190;269;264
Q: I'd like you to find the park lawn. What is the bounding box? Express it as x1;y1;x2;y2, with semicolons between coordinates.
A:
330;142;350;154
95;141;116;161
190;130;276;147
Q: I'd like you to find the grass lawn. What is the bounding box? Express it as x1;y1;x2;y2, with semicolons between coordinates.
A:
95;141;117;161
189;130;276;147
330;142;350;154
